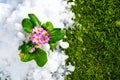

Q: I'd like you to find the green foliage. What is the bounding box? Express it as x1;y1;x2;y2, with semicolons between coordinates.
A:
28;14;41;26
21;14;64;51
19;13;65;67
42;21;54;31
49;29;65;43
19;52;34;62
19;42;48;67
116;20;120;26
50;42;58;51
65;0;120;80
22;18;33;33
41;21;64;45
19;42;36;62
34;49;48;67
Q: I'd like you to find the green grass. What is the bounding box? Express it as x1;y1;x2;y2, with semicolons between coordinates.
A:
65;0;120;80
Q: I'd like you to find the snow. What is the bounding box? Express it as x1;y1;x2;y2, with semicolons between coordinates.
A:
67;63;75;72
17;32;26;40
59;40;69;49
42;43;50;51
0;0;74;80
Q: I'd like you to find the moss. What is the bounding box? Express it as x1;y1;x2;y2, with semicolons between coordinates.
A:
65;0;120;80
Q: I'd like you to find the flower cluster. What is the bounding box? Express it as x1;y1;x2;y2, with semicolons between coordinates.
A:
19;14;65;67
28;26;50;53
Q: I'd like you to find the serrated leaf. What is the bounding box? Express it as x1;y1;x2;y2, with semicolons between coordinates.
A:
33;49;48;67
49;28;65;43
42;21;54;31
28;14;41;26
50;42;58;51
22;18;33;33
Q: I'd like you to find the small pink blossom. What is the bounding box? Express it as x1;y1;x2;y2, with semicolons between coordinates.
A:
29;47;35;53
32;26;43;33
27;34;32;40
32;33;41;44
30;26;50;52
42;30;50;37
40;36;50;44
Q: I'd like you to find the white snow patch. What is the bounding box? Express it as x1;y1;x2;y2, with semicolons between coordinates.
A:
0;0;74;80
17;32;26;40
59;40;69;49
42;43;50;51
67;63;75;72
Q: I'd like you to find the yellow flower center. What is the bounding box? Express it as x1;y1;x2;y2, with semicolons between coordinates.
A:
35;37;39;41
36;44;41;48
43;31;48;36
36;28;40;33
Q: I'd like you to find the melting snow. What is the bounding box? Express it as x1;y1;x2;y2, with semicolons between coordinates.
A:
0;0;74;80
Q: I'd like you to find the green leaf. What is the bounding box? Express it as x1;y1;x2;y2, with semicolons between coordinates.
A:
19;42;34;53
50;42;58;51
49;28;65;43
19;42;48;67
42;21;54;31
19;42;35;62
116;20;120;26
19;52;34;62
22;18;33;33
34;49;48;67
28;14;41;26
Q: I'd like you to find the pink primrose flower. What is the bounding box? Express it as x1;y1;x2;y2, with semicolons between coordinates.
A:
32;26;43;33
30;26;50;51
32;33;41;44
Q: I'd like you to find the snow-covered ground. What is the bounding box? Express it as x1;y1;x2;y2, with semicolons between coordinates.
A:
0;0;74;80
